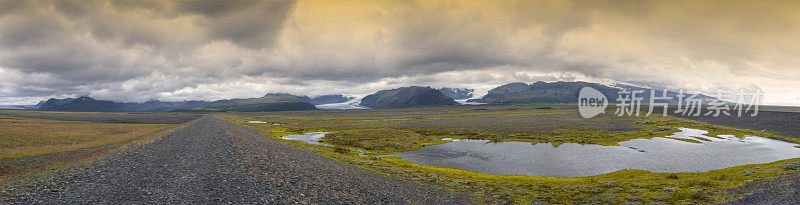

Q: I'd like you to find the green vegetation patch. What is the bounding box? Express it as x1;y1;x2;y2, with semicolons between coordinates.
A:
691;136;713;142
324;128;446;155
219;105;800;204
780;161;800;170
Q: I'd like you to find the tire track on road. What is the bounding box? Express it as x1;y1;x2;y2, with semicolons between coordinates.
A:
1;116;470;204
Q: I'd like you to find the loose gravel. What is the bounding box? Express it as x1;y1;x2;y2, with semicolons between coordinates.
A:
650;108;800;138
1;116;470;204
722;171;800;205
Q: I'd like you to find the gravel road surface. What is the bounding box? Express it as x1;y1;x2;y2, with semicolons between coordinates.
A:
1;116;470;204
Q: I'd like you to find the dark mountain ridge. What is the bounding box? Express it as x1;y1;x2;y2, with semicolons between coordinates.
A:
469;81;720;104
36;97;207;112
360;86;457;108
25;82;725;112
172;93;316;112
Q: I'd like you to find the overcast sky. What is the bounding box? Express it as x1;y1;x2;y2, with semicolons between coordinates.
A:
1;0;799;105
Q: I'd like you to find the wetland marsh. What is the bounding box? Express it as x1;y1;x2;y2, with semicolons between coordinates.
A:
225;105;800;204
397;128;800;177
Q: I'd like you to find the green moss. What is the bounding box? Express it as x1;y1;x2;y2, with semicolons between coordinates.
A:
691;136;713;142
780;161;800;170
216;106;800;204
333;147;350;154
663;137;703;143
322;128;448;155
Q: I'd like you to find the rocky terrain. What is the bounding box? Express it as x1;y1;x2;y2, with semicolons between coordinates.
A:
650;107;800;138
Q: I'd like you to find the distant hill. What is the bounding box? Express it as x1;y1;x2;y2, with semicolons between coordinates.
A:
360;86;458;108
36;97;207;112
438;87;474;100
469;81;719;104
301;94;354;105
172;93;316;112
0;104;38;110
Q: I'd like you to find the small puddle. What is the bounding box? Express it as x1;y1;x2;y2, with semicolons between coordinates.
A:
244;121;281;125
281;132;387;156
245;121;268;124
282;132;331;146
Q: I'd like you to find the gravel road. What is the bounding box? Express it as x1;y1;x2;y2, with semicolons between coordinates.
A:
1;116;470;204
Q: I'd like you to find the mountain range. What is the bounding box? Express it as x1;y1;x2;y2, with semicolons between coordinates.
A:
468;81;719;104
36;97;207;112
301;94;354;105
360;86;458;108
171;93;316;112
438;87;474;100
14;81;724;112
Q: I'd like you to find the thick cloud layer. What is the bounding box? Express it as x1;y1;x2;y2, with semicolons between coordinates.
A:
1;0;799;105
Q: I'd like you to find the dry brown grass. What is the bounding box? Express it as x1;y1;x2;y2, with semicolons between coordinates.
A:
0;116;171;158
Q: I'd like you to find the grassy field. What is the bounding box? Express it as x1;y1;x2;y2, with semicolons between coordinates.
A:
222;105;800;204
0;116;172;158
224;105;792;155
0;110;203;124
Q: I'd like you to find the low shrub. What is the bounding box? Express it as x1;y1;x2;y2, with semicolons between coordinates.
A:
333;147;350;154
780;161;800;170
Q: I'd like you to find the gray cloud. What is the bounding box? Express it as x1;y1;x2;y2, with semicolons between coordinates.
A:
190;1;295;49
1;0;799;105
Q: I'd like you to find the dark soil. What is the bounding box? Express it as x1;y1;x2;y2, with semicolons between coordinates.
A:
650;107;800;138
678;110;800;138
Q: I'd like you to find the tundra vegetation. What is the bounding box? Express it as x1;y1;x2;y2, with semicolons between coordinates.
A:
0;116;172;158
223;105;800;204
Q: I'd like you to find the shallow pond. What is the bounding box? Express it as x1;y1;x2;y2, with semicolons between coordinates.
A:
245;121;281;126
281;132;386;156
281;132;331;146
396;128;800;177
245;121;269;123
